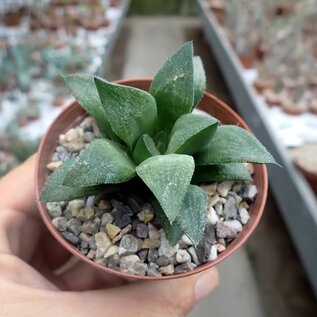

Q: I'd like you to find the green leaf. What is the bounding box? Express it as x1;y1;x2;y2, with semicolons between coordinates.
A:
176;185;207;246
63;139;136;187
149;42;194;131
153;130;167;153
136;154;195;222
192;56;206;110
192;164;251;183
133;134;160;165
94;77;157;148
166;113;218;155
151;198;183;246
196;125;277;165
63;74;117;140
40;158;110;202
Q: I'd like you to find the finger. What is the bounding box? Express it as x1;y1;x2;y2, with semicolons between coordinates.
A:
58;260;127;291
0;154;38;217
54;268;219;317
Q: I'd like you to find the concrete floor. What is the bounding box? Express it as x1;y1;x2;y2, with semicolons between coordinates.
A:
109;16;317;317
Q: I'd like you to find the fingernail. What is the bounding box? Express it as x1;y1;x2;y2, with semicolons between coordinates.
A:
195;269;218;302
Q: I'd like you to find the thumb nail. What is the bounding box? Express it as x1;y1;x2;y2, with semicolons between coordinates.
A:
195;268;219;302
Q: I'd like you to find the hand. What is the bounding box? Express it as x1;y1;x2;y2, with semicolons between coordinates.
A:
0;155;218;317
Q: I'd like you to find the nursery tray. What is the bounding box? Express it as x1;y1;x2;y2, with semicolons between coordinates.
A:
196;0;317;297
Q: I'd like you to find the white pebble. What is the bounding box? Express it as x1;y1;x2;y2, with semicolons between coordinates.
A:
208;245;218;261
181;234;193;246
224;220;243;233
217;181;234;197
239;208;250;225
176;249;191;263
207;206;219;225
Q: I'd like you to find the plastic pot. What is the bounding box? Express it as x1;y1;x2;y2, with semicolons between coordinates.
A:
35;78;268;280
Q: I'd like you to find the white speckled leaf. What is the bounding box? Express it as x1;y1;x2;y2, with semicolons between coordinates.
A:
133;134;160;164
176;185;207;246
149;42;194;131
151;198;183;246
136;154;195;222
63;74;117;140
40;158;110;202
192;164;251;183
166;113;218;155
192;56;206;110
63;139;136;187
94;77;157;148
196;125;277;165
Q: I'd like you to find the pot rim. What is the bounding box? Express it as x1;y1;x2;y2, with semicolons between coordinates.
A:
35;77;268;280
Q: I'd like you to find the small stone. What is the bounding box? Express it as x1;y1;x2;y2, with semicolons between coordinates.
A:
156;256;170;266
158;233;179;258
239;184;257;203
77;207;94;222
98;200;112;210
142;239;161;249
239;201;249;210
107;254;120;270
104;245;119;259
126;197;142;214
136;223;149;238
79;232;91;242
181;234;193;246
201;183;217;195
64;140;85;153
208;193;220;207
137;209;154;224
81;241;89;249
207;206;219;225
148;249;159;262
63;208;73;220
196;240;211;263
137;239;143;251
215;204;223;216
138;249;148;262
62;231;80;245
65;128;79;142
46;161;62;172
119;234;138;255
159;264;174;275
217;181;234;197
188;246;200;265
176;249;191;264
223;196;238;220
68;199;85;217
80;248;88;255
148;223;161;240
216;243;226;253
174;262;194;274
66;218;81;236
83;131;95;143
147;263;162;277
81;221;98;235
100;212;114;227
106;223;121;239
94;207;105;218
229;191;242;205
217;238;226;246
55;146;71;161
52;217;67;231
204;224;216;244
120;255;147;276
87;249;96;259
216;222;237;239
224;220;243;233
239;208;250;225
86;196;96;207
208;245;218;261
89;236;97;249
95;232;112;259
114;214;131;228
112;224;132;243
168;255;177;265
46;202;62;217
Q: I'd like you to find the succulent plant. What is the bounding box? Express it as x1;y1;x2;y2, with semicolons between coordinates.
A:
41;42;277;246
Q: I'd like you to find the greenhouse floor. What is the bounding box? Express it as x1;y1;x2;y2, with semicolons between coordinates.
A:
108;16;317;317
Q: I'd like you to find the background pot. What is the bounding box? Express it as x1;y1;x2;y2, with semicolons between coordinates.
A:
35;78;268;280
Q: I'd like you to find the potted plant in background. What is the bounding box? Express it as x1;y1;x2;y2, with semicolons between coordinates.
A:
35;42;277;278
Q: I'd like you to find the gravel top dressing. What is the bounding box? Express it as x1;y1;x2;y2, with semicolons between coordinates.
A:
46;116;257;276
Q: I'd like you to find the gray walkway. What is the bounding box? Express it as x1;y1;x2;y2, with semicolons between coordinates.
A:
121;16;266;317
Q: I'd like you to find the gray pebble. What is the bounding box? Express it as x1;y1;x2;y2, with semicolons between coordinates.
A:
147;248;159;263
188;246;200;265
138;249;148;262
52;217;67;231
204;224;216;244
196;240;212;263
174;262;194;274
223;196;238;220
136;223;149;238
176;249;191;264
100;212;114;227
119;234;138;256
126;197;142;214
61;231;80;245
81;221;99;235
66;218;81;236
156;256;170;267
239;184;257;203
83;131;95;143
46;202;62;218
216;222;237;239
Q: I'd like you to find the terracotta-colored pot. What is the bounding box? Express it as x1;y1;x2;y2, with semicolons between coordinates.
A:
35;78;268;280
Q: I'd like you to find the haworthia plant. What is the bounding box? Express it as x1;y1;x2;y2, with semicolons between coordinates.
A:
41;41;278;246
